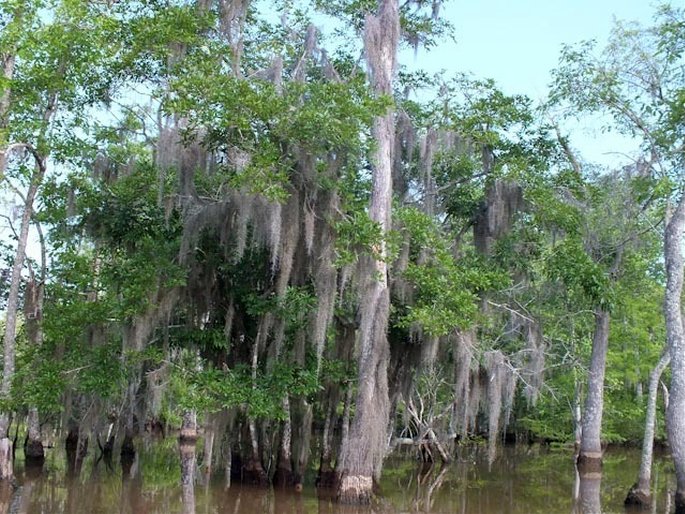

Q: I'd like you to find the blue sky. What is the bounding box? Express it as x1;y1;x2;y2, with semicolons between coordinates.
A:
403;0;662;166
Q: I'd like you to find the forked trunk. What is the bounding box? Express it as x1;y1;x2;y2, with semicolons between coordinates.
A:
577;308;610;472
335;0;399;504
664;197;685;512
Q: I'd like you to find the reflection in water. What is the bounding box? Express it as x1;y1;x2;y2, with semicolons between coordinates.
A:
4;444;679;513
0;481;13;514
410;462;449;512
16;463;43;514
573;465;602;514
121;452;145;514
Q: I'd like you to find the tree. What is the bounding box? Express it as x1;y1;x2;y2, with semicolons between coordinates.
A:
552;4;685;506
335;0;399;503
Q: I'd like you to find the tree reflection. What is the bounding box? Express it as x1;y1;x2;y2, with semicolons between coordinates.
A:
573;462;601;514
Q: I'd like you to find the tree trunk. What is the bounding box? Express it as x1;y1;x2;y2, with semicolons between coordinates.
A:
202;414;216;479
0;158;45;480
0;14;29;481
316;401;336;488
0;7;18;174
180;410;198;442
664;197;685;513
24;408;43;463
65;425;88;478
24;274;45;464
577;308;610;471
242;417;267;486
625;350;670;509
335;0;399;504
180;437;196;514
291;398;312;490
273;396;294;488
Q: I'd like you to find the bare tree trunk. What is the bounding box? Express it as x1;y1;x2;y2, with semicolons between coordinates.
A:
573;371;583;451
577;308;610;471
202;414;216;479
24;270;45;464
292;398;312;490
180;436;197;514
625;350;670;508
0;156;45;480
664;197;685;513
335;0;399;504
180;410;198;442
317;401;336;488
0;6;19;174
0;17;24;471
243;417;268;486
273;396;294;487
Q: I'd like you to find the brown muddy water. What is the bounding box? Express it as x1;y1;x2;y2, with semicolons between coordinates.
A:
3;440;676;514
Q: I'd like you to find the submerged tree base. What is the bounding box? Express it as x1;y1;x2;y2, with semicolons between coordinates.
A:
624;484;651;510
336;474;374;505
316;464;336;489
576;453;602;474
121;435;135;458
242;458;269;486
272;465;295;488
24;439;44;464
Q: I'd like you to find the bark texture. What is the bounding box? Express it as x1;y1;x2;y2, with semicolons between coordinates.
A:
335;0;399;504
180;439;196;514
664;197;685;512
24;275;45;464
25;407;43;463
0;7;18;174
577;308;610;471
273;396;294;487
625;350;670;509
180;410;198;442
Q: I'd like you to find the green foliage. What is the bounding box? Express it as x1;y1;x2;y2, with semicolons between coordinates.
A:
169;355;321;419
545;237;613;309
334;210;384;266
166;56;385;202
313;0;454;49
0;0;676;466
394;207;508;335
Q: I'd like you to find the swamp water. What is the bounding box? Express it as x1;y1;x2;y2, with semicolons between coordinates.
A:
2;441;676;513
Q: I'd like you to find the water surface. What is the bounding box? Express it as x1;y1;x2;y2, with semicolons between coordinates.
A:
7;441;676;513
